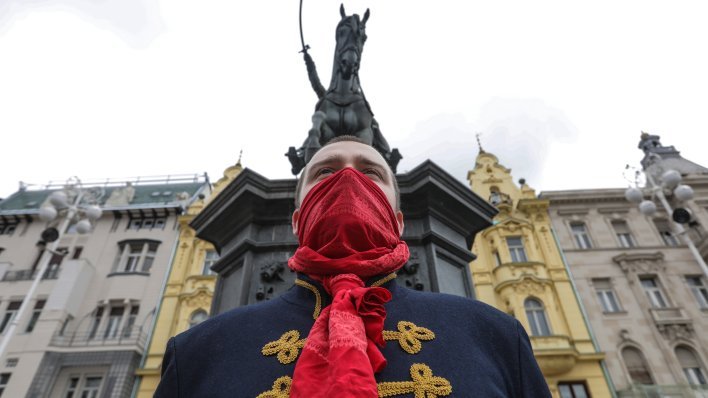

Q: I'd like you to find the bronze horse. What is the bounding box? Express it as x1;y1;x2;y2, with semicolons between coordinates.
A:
287;4;401;175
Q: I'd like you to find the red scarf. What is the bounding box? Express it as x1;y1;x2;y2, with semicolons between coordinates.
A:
288;168;410;398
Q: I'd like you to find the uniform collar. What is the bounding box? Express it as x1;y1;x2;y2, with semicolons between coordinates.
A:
282;273;401;320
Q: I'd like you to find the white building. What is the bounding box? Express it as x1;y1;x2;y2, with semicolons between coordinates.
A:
541;134;708;397
0;175;209;398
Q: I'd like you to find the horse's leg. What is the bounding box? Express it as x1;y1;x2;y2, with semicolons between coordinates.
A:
304;111;326;163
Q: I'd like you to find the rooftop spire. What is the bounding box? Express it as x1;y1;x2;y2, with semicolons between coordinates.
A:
476;132;485;154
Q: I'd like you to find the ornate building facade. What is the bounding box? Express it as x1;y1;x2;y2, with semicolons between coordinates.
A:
541;134;708;397
135;160;242;397
468;150;613;398
0;175;208;398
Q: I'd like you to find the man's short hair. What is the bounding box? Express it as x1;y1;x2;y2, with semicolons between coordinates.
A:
294;135;400;209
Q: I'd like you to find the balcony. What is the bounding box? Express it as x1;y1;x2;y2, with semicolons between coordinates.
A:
50;327;147;351
1;267;60;282
650;307;691;325
530;335;578;376
617;384;708;398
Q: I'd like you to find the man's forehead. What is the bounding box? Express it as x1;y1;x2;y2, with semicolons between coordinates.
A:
309;142;387;167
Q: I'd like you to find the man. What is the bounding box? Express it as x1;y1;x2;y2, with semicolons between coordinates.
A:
155;137;551;397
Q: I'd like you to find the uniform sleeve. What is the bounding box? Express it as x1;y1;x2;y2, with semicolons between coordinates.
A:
516;321;552;398
154;337;179;398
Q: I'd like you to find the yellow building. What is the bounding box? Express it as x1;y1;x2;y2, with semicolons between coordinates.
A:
135;160;243;397
468;149;613;398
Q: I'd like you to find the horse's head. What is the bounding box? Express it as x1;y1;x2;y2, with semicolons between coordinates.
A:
334;4;369;80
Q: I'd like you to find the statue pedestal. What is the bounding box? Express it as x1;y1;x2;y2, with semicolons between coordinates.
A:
191;161;497;315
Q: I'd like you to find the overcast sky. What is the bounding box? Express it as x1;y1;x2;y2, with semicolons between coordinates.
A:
1;0;707;199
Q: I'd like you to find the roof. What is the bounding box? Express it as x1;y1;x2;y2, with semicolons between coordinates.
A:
0;178;208;215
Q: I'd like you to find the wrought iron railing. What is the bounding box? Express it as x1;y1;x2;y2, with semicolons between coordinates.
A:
50;327;147;351
618;384;708;398
1;267;60;282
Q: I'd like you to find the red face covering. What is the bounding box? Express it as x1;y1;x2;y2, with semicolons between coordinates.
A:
288;168;410;398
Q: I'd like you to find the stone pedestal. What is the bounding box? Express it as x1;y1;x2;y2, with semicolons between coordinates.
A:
191;160;497;315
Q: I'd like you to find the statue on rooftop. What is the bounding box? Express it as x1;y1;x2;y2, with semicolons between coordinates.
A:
286;4;402;175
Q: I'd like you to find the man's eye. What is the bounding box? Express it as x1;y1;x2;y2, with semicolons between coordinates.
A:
316;168;334;177
363;169;382;178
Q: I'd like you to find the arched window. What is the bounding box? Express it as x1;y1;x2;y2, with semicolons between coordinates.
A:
189;310;208;329
622;347;654;385
524;298;551;336
675;345;707;386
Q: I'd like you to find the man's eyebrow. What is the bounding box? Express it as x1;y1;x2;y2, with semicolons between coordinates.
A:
355;155;390;180
306;155;343;178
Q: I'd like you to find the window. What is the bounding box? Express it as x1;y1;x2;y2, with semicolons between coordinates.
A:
113;240;160;273
524;298;551;336
593;279;621;313
493;251;502;268
653;219;679;246
1;373;11;397
103;306;124;339
506;237;528;263
129;217;166;230
88;308;103;339
25;300;46;333
202;250;219;276
63;375;103;398
122;305;139;338
558;382;589;398
622;347;654;385
5;358;18;368
612;220;635;248
570;222;592;249
189;310;208;328
640;277;669;308
0;301;22;334
47;247;69;277
676;346;707;386
686;276;708;309
0;222;17;235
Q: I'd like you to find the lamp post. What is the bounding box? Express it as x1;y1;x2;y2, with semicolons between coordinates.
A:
0;177;102;359
625;154;708;279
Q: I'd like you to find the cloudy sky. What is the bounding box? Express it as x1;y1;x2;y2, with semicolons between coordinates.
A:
1;0;707;198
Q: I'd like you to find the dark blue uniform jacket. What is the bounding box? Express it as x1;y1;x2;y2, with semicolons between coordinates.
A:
155;276;551;397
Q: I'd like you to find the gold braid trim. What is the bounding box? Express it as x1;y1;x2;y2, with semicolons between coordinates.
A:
371;272;397;287
261;330;306;364
377;363;452;398
383;321;435;354
256;376;292;398
294;279;322;319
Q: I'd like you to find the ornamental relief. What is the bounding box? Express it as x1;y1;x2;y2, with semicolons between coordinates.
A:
184;276;216;293
612;252;665;279
657;324;694;341
514;279;546;295
180;289;213;310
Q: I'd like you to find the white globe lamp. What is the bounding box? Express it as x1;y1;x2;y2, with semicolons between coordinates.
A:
639;200;657;216
625;188;643;203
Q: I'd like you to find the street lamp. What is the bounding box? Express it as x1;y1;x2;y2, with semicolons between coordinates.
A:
624;154;708;279
0;177;103;359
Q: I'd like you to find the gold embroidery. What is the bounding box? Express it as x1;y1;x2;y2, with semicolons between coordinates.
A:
294;279;322;319
383;321;435;354
371;272;397;287
377;363;452;398
256;376;292;398
262;330;306;364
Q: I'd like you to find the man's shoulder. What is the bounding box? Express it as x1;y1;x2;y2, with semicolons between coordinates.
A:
174;297;297;346
394;287;518;331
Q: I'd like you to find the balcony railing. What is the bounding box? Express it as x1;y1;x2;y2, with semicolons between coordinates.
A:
50;327;147;351
618;384;708;398
1;267;60;282
649;307;691;325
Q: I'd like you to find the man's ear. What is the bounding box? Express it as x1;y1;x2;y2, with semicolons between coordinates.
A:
292;209;300;236
395;210;404;237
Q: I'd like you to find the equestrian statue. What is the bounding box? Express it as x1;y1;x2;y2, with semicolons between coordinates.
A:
286;4;402;175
